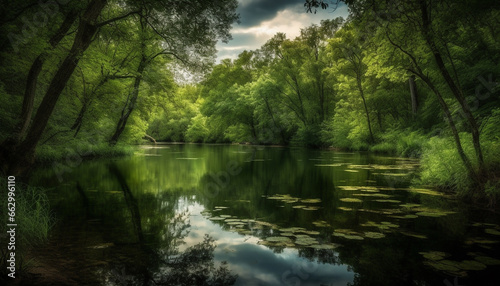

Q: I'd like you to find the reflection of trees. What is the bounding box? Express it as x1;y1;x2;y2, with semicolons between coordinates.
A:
105;164;237;286
153;235;237;286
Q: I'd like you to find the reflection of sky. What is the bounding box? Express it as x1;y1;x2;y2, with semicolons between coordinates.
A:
178;201;354;286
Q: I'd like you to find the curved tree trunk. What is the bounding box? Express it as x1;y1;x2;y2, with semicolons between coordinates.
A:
418;0;485;176
0;0;107;176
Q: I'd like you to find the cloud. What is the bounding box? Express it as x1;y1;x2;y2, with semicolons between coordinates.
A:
216;2;349;61
237;0;305;27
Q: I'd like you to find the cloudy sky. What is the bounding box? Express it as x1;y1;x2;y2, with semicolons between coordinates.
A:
215;0;349;62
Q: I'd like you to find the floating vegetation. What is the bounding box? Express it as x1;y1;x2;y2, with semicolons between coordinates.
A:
313;220;331;227
208;217;225;221
345;170;359;173
364;232;385;239
295;236;318;246
406;188;444;197
280;227;306;233
226;222;245;226
485;228;500;236
374;199;401;203
399;203;421;209
255;221;279;229
267;194;300;204
215;206;228;209
266;236;292;243
359;188;380;193
400;231;427;239
419;251;448;261
361;221;399;230
423;260;463;275
332;229;365;240
299;230;320;235
309;244;338;250
301;198;322;203
315;164;343;167
339;198;363;203
403;214;418;219
458;260;487;271
465;237;499;245
372;172;410;177
348;164;418;170
292;205;306;209
352;193;392;198
280;232;295;237
338;207;354;211
474;256;500;266
303;206;320;211
337;186;360;191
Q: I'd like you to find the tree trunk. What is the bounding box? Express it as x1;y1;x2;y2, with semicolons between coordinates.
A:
0;0;107;176
109;55;147;145
7;9;78;145
357;78;374;143
416;72;478;181
409;75;418;115
418;0;485;176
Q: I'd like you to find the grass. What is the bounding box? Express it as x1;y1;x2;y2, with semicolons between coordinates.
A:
0;179;54;276
36;142;136;163
370;129;426;157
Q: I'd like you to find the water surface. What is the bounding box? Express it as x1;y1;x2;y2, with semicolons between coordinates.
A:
31;144;500;285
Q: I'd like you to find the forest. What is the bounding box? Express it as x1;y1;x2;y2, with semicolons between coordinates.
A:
2;0;498;201
1;0;500;285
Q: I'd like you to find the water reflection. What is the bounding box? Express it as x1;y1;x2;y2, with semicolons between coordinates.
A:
30;144;500;286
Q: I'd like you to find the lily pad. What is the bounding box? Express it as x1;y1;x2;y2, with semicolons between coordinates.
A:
227;222;245;225
312;220;331;227
404;214;418;219
295;239;317;246
364;232;385;239
338;207;353;211
352;193;392;198
208;217;225;221
303;206;321;211
415;212;447;217
474;256;500;265
424;260;460;272
485;228;500;236
280;227;305;233
298;230;320;235
301;198;322;203
338;186;360;191
309;244;337;250
458;260;487;271
280;232;295;237
375;199;401;203
292;205;307;209
340;198;363;203
400;231;427;239
419;251;447;261
266;236;292;243
399;203;421;209
344;235;364;240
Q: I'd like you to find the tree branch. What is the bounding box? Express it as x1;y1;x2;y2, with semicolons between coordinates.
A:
96;10;140;27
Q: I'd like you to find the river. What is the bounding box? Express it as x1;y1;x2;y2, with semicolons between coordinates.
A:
29;144;500;286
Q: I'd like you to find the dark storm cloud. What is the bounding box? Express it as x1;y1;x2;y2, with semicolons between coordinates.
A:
237;0;305;27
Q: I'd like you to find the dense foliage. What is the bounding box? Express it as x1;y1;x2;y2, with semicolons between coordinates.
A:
0;0;499;199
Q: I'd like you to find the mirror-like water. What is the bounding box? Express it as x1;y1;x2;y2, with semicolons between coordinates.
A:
30;144;500;286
